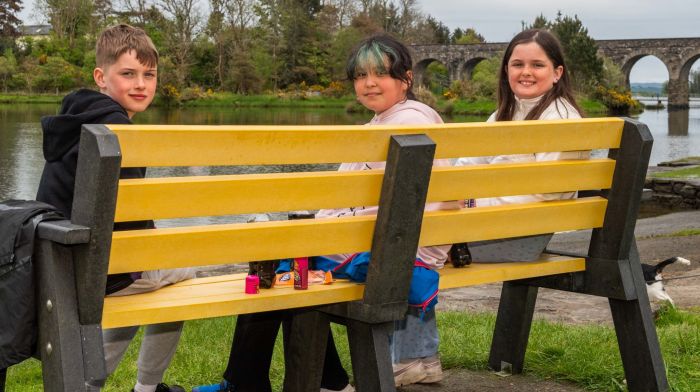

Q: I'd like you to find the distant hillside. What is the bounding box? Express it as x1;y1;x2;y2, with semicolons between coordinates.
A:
631;82;664;95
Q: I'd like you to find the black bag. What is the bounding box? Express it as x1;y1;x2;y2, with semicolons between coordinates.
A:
0;200;62;370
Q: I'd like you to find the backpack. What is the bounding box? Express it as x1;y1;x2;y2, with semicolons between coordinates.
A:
332;252;440;319
0;200;62;369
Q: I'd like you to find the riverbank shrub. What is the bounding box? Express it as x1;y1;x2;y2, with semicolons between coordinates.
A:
594;86;643;115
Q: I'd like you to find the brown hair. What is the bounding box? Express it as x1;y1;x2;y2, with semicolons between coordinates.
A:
496;29;583;121
95;24;158;69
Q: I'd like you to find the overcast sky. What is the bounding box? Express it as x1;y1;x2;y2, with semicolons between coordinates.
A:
420;0;700;83
19;0;700;83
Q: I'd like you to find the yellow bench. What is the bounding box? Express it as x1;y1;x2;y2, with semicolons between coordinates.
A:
34;117;667;391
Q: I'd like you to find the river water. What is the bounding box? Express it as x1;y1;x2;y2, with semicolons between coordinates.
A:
1;102;698;201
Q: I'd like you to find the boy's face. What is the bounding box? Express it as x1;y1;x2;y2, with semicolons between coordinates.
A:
93;50;157;118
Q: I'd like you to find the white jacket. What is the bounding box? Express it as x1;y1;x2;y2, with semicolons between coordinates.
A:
316;100;459;269
455;96;590;207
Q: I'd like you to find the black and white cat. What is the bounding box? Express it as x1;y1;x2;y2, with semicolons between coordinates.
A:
642;257;691;306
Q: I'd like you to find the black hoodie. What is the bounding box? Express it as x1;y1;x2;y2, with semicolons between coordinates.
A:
36;88;151;294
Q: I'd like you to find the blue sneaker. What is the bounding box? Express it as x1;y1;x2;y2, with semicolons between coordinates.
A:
192;380;233;392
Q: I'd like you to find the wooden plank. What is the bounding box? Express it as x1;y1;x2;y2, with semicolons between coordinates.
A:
109;118;623;167
438;255;585;289
108;197;606;274
102;276;366;328
418;197;607;246
429;159;614;203
114;159;615;222
102;255;584;328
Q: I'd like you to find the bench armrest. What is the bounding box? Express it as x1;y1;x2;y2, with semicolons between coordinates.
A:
38;220;91;245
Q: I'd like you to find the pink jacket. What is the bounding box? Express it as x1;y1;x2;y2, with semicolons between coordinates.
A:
316;100;458;269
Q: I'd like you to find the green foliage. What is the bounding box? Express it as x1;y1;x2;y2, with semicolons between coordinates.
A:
453;28;485;45
469;57;500;99
0;49;18;92
594;85;643;115
34;56;84;93
442;56;498;102
600;55;626;89
548;12;603;93
423;61;449;95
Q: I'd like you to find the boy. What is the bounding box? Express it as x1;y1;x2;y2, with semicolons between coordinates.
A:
36;24;192;392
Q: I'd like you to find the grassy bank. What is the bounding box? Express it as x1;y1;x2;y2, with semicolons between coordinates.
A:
7;305;700;391
652;166;700;179
0;93;63;104
0;92;610;116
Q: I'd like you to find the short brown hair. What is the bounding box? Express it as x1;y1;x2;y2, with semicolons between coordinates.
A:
96;24;158;69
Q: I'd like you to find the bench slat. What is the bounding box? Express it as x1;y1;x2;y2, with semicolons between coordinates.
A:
108;197;606;274
109;118;623;167
102;255;585;328
114;159;615;222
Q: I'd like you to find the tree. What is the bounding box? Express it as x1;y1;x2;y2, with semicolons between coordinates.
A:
0;0;22;51
452;27;486;45
526;13;548;30
548;12;603;92
0;49;18;92
159;0;202;88
421;15;449;44
689;69;700;95
206;0;226;89
35;55;82;92
37;0;93;47
599;55;625;89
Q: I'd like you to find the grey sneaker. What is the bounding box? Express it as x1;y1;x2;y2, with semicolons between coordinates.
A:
392;358;427;387
418;354;443;383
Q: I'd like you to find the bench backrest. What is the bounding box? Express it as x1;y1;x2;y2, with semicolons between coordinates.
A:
71;117;652;325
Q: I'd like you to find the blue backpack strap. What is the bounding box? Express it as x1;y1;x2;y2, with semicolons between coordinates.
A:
408;259;440;320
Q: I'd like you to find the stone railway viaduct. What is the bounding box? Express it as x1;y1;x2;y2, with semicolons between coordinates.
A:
410;37;700;109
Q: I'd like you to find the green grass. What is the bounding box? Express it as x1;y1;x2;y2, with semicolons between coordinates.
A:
0;93;63;104
0;92;612;117
7;306;700;391
665;228;700;237
651;166;700;179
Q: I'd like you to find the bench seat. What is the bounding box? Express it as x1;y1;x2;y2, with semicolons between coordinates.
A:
102;254;585;328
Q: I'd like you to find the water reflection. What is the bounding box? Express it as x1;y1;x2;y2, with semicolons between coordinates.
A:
0;104;57;201
2;102;699;202
668;109;689;136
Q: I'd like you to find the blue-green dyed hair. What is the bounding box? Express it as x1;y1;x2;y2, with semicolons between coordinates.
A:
346;34;416;100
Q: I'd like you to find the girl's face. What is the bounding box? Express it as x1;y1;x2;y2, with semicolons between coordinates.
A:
506;42;563;100
353;60;410;114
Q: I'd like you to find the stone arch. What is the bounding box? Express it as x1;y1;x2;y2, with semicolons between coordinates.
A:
413;58;449;89
679;53;700;85
620;53;670;91
460;57;487;80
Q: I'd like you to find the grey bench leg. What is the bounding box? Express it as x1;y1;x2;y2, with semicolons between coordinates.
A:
283;309;329;392
346;320;395;392
35;240;91;391
609;246;669;391
488;282;538;374
610;297;669;391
